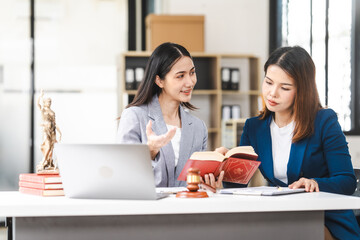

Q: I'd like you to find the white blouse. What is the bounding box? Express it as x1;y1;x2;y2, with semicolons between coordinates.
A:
166;124;182;167
270;118;295;184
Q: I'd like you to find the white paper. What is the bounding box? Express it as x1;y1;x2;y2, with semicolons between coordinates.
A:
219;186;306;196
156;187;187;194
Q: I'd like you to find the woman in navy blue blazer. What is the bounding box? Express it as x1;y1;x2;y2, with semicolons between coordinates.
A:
220;46;360;239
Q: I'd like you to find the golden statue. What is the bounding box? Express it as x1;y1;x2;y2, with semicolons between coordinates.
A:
36;89;62;174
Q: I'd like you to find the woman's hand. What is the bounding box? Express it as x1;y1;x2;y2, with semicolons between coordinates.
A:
289;177;319;192
201;171;225;189
215;147;229;155
146;120;176;160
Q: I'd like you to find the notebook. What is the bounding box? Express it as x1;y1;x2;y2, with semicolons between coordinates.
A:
55;143;168;200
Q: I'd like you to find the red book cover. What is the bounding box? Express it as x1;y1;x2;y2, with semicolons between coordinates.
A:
216;157;261;184
19;187;64;197
19;173;62;184
178;146;260;184
19;181;63;190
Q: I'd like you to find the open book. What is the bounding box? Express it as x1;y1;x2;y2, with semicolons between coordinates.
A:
178;146;260;184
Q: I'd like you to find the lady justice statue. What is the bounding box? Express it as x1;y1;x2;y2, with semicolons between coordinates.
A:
37;89;62;174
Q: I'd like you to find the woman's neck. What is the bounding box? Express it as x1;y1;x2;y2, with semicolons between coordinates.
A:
274;111;293;128
158;94;181;127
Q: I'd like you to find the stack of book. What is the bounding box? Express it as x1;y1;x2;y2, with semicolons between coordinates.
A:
19;173;64;196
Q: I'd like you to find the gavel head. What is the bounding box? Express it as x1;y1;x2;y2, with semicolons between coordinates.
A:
186;167;201;192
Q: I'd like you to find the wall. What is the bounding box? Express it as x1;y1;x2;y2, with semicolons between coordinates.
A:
347;136;360;168
159;0;269;69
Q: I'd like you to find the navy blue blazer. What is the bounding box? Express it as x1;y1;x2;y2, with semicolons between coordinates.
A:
240;108;360;239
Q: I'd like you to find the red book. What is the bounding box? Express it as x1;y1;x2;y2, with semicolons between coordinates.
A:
19;187;64;197
19;173;62;184
19;181;63;190
178;146;260;184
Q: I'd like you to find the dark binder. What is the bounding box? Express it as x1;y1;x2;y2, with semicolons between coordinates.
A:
135;67;144;89
222;105;231;121
125;68;135;90
221;68;231;90
230;68;240;90
231;105;241;119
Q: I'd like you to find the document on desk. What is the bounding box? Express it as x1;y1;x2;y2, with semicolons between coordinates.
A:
219;186;306;196
156;187;187;194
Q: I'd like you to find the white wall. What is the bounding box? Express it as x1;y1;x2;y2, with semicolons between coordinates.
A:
159;0;269;69
347;136;360;168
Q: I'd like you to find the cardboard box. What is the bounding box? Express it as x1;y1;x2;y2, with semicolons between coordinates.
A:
146;14;205;52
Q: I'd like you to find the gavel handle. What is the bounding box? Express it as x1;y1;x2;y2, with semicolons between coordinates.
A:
200;183;216;193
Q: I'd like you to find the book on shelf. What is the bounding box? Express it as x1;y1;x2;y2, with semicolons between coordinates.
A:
19;186;64;197
19;173;62;184
178;146;260;184
19;181;63;190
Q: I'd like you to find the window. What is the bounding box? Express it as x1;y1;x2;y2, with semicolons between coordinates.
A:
270;0;360;134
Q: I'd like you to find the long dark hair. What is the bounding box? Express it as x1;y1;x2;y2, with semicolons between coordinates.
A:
260;46;322;142
127;42;196;110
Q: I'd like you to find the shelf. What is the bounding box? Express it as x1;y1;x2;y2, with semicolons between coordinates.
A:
193;90;219;95
221;90;261;96
124;90;137;95
208;128;219;134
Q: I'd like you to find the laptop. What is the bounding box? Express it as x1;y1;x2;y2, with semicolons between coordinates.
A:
55;143;168;200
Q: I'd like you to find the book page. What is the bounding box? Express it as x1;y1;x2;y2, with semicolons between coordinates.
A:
189;151;225;162
225;146;257;159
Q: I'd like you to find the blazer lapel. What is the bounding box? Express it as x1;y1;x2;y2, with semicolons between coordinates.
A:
287;137;309;185
148;95;176;186
174;105;194;187
257;115;276;185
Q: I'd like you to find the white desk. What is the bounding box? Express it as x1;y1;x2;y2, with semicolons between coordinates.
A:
1;191;359;240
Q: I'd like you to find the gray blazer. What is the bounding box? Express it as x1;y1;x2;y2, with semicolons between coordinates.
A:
117;95;208;187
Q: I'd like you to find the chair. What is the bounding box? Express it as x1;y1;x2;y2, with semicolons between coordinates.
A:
353;168;360;225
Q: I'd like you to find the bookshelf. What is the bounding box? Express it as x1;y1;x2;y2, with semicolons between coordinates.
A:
117;52;261;150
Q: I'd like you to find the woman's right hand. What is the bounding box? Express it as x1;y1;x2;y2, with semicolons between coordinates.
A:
146;120;177;160
215;146;229;156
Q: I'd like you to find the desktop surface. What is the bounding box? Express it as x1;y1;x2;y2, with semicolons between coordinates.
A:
2;191;360;240
0;190;359;217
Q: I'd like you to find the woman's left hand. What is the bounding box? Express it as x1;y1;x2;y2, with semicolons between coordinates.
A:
288;177;319;192
201;171;225;189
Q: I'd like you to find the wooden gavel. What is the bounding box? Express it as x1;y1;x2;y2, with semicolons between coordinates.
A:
176;167;214;198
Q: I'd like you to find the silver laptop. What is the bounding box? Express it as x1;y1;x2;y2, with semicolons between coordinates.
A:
55;143;168;200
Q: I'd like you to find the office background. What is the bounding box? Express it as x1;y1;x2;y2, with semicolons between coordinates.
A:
0;0;359;191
